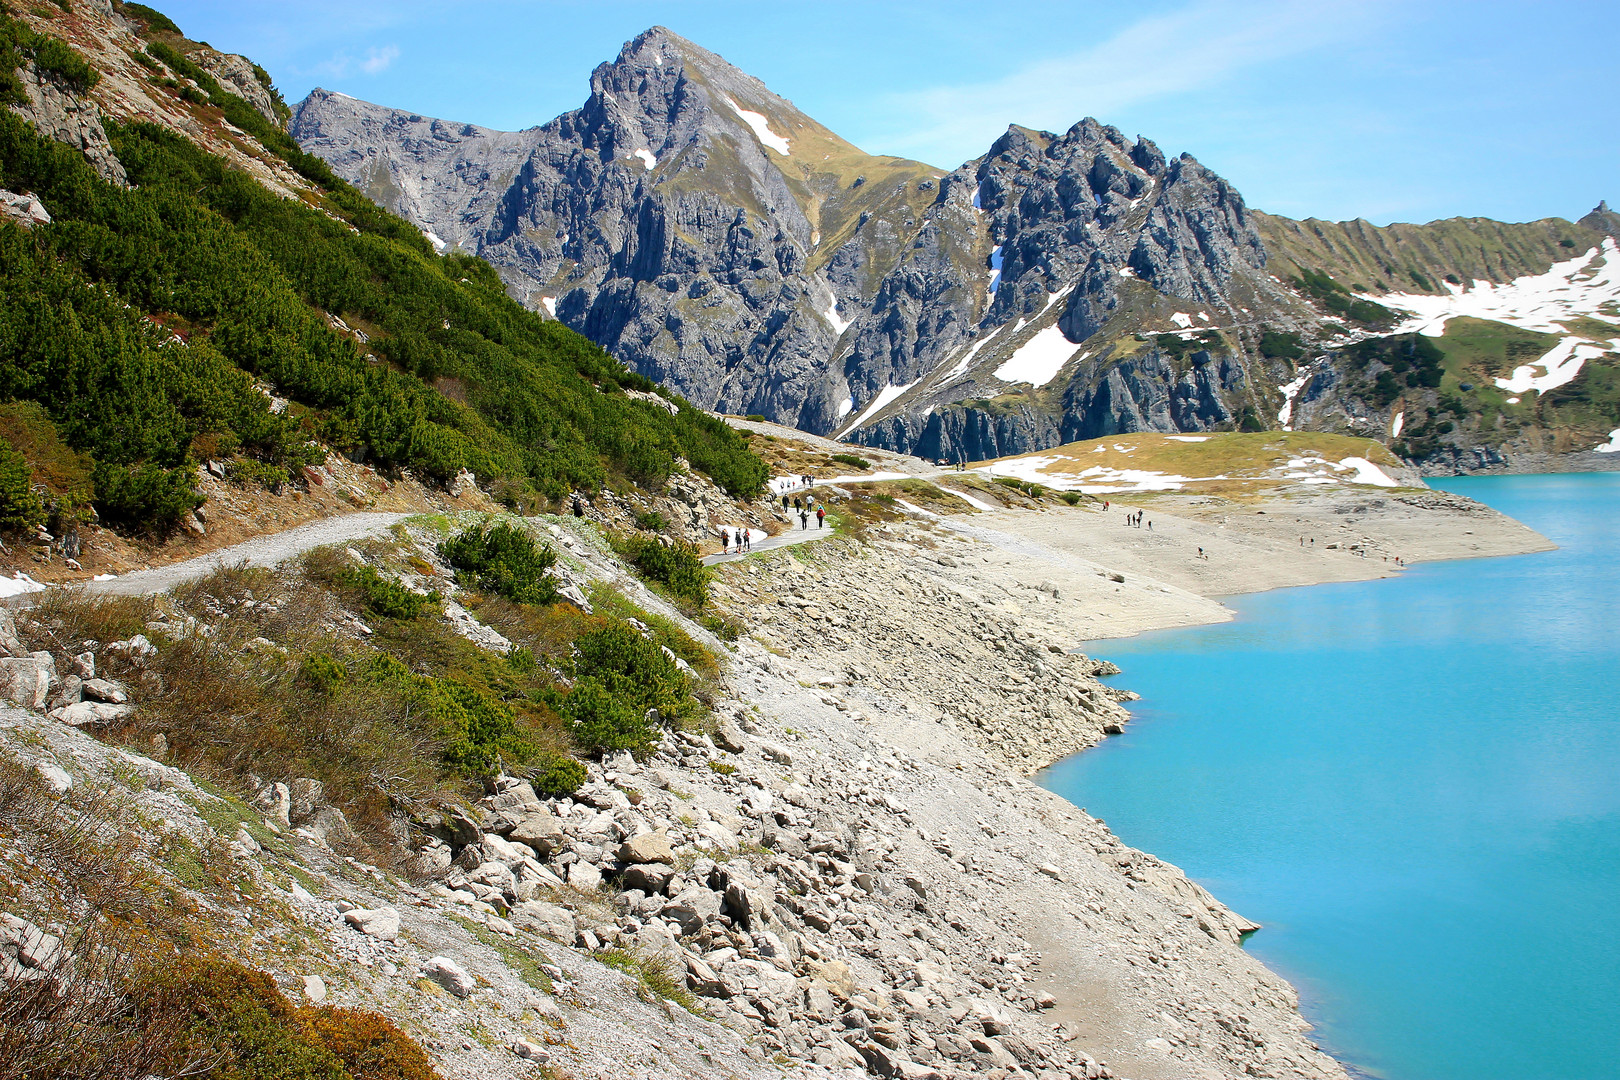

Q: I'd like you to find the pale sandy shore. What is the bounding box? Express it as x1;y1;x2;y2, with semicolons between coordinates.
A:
923;485;1554;644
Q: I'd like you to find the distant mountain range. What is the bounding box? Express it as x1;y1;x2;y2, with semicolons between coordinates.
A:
291;27;1620;471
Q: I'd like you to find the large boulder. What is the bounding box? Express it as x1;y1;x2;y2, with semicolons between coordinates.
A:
422;956;475;997
621;862;675;895
304;805;356;848
509;901;576;942
616;831;674;864
342;907;400;940
286;778;325;824
660;886;722;935
0;609;27;658
507;809;565;854
47;701;133;727
479;779;544;833
0;657;53;710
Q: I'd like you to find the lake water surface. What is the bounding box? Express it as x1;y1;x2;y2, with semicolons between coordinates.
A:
1038;473;1620;1080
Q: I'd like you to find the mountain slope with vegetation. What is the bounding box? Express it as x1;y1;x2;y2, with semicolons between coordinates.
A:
0;1;764;550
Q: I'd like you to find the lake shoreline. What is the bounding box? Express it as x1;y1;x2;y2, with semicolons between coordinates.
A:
943;482;1557;654
1032;473;1620;1080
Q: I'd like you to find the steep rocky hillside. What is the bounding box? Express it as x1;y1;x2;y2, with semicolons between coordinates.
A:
0;1;765;587
294;30;1620;474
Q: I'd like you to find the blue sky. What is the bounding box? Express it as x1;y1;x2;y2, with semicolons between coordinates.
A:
157;0;1613;226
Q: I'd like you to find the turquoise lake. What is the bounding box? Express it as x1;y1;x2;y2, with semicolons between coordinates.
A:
1038;473;1620;1080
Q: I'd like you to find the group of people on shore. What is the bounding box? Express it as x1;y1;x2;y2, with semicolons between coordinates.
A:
1124;510;1151;531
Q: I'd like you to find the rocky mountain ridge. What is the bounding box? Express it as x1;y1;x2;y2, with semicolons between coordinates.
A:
292;29;1620;474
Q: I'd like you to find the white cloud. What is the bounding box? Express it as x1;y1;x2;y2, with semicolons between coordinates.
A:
361;44;399;75
875;0;1390;167
313;42;400;79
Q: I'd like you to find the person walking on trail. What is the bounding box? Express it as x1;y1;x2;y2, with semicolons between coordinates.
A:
793;496;802;512
799;509;809;530
816;507;825;529
720;527;732;554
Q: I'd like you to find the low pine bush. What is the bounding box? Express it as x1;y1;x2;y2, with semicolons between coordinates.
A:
612;535;710;608
438;522;559;605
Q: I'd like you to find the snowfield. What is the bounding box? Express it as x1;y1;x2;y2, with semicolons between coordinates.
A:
721;95;790;154
844;381;917;430
1372;238;1620;338
993;325;1080;386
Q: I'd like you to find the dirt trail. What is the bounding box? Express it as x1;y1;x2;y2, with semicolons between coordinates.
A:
82;512;413;596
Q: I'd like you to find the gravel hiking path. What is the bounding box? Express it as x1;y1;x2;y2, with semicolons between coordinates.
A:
702;522;829;565
83;512;414;596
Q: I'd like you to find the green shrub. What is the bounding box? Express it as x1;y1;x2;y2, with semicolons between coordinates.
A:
366;653;532;774
830;453;870;470
1291;268;1395;329
1258;329;1304;360
633;509;667;532
439;522;559;605
557;617;700;758
121;3;184;35
559;676;656;758
528;751;586;798
1060;491;1083;505
613;535;711;608
121;956;440;1080
0;441;43;531
228;457;291;492
744;414;766;422
0;12;99;103
336;564;437;621
297;653;348;697
0;86;766;535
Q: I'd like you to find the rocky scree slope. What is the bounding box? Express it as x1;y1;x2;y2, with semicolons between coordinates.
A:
293;30;1619;473
0;508;1346;1080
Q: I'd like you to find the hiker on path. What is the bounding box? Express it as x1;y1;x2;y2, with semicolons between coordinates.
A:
793;496;802;512
720;527;732;553
799;510;809;530
816;507;825;529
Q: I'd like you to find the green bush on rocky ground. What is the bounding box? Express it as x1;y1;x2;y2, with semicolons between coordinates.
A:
15;522;719;862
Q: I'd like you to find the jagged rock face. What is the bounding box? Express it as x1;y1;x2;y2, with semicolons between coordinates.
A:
290;27;1615;470
188;50;280;128
836;120;1283;460
9;63;127;186
293;28;940;430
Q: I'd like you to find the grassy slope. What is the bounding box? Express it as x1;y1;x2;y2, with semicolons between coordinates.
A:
1254;211;1604;294
996;431;1408;494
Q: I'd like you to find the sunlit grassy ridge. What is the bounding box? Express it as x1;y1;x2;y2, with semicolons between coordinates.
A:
987;431;1411;495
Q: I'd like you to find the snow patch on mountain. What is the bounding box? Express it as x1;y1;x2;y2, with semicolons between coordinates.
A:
845;380;917;431
1493;335;1619;395
1373;238;1620;338
721;95;790;154
995;326;1080;387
